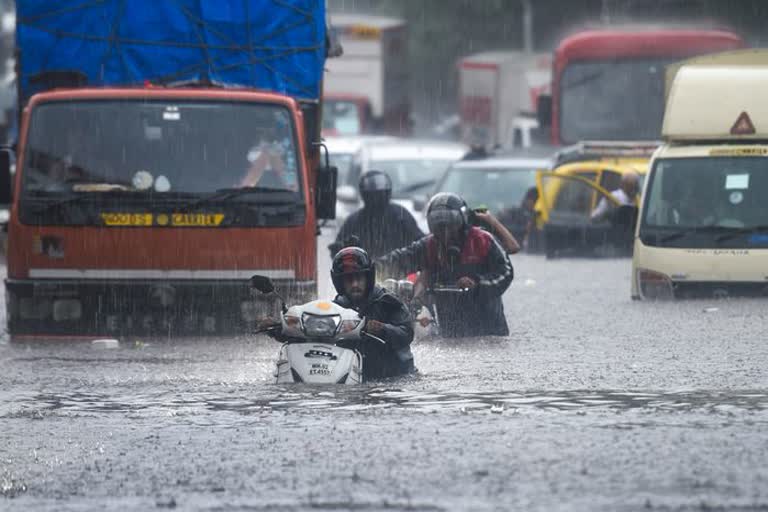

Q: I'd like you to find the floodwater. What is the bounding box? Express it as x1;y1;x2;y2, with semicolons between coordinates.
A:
2;235;768;511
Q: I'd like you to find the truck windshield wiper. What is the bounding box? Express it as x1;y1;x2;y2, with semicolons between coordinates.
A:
26;190;132;215
180;186;297;212
715;225;768;243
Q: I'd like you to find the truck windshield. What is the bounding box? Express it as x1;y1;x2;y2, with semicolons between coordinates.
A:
640;157;768;248
22;100;302;197
19;100;305;227
560;58;676;144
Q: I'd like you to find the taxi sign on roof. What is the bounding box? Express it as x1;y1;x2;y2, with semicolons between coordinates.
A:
663;61;768;141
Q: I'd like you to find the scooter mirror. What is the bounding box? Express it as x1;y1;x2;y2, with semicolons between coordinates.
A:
250;275;275;294
397;280;414;301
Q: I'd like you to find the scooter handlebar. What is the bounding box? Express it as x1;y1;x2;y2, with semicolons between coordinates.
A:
361;331;387;345
430;286;471;294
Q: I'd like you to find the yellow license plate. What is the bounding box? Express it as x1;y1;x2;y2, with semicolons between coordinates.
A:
170;213;225;227
101;213;153;226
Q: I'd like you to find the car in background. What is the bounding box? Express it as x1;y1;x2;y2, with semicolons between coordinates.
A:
337;138;468;231
535;159;649;258
325;135;395;225
423;151;553;243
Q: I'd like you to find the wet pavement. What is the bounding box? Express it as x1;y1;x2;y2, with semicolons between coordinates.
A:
2;238;768;511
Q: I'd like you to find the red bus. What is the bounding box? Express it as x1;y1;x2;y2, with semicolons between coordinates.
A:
541;28;745;146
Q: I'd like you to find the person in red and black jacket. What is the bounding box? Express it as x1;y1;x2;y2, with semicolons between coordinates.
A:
378;193;514;338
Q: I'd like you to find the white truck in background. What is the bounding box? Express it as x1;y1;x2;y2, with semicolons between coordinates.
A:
458;51;551;150
323;14;409;137
0;6;16;142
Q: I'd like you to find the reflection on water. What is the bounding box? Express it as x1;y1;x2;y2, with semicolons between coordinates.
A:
4;388;768;419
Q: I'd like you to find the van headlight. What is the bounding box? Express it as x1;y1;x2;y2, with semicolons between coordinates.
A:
302;314;340;337
637;269;674;300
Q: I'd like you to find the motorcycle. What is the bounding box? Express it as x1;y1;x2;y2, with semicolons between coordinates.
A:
251;274;387;385
381;276;471;336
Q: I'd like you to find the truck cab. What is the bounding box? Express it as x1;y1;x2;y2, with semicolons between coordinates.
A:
633;52;768;300
1;1;337;339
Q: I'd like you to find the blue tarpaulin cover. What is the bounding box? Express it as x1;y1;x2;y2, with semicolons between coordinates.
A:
16;0;326;103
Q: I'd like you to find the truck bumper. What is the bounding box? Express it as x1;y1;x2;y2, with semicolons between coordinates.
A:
5;278;316;339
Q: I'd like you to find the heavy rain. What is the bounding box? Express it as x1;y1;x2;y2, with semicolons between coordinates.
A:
2;1;768;511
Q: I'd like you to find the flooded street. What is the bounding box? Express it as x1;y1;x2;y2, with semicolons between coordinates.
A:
2;238;768;511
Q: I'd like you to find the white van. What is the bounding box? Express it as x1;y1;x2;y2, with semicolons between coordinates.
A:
632;51;768;300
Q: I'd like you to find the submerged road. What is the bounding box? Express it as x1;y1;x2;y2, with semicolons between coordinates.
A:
2;235;768;511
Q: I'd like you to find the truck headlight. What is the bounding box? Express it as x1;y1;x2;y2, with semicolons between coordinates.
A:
637;269;674;300
53;299;82;321
302;314;340;337
19;298;52;320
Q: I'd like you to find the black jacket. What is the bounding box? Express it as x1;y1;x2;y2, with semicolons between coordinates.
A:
335;285;415;380
378;227;513;338
332;203;424;259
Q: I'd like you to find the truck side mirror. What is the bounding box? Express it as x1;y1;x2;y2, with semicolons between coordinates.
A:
250;274;275;294
0;149;12;206
536;95;552;128
316;165;338;220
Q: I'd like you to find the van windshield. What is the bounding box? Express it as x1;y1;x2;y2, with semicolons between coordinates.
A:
640;157;768;248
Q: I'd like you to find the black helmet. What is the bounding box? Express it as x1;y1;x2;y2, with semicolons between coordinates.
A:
426;192;469;236
331;246;376;297
359;170;392;207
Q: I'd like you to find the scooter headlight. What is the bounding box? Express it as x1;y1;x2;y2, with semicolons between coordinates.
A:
301;314;340;337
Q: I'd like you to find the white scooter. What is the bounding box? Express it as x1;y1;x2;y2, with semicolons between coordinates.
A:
251;275;387;385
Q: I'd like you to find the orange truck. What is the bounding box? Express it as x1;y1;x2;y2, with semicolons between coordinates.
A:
0;1;337;340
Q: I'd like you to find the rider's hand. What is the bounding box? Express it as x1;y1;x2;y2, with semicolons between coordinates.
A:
456;276;477;290
365;319;386;334
473;211;491;224
256;317;280;331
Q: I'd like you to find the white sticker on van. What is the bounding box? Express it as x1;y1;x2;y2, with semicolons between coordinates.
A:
725;174;749;190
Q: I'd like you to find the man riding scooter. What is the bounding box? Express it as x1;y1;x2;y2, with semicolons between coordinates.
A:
378;193;514;338
260;246;416;380
331;246;416;379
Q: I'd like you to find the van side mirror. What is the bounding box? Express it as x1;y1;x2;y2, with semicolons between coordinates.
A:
536;95;552;128
0;149;12;205
316;165;338;220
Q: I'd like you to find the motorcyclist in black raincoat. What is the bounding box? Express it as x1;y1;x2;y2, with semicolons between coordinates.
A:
378;192;513;338
330;170;424;259
331;246;416;379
